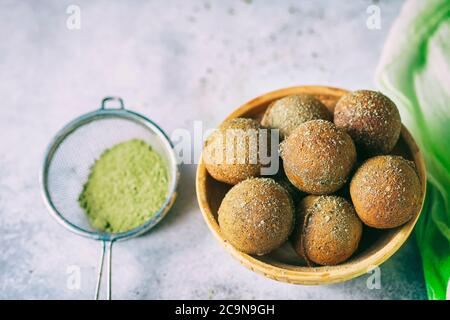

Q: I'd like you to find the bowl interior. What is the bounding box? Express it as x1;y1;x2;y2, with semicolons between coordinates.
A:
197;86;426;284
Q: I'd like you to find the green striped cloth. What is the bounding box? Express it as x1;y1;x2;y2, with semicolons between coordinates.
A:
376;0;450;300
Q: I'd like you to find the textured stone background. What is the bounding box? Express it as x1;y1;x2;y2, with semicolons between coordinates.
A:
0;0;426;299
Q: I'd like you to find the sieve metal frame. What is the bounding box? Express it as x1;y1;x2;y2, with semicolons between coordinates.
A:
40;99;179;243
41;97;180;299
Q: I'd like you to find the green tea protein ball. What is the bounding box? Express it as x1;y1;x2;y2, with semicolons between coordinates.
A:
203;118;263;185
291;195;363;266
350;155;421;229
334;90;401;155
261;94;331;140
218;178;294;255
280;120;356;194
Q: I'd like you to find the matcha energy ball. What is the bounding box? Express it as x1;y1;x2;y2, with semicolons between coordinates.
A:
334;90;401;155
218;178;294;255
291;195;363;266
203;118;264;185
261;94;331;139
350;155;421;229
280;120;357;194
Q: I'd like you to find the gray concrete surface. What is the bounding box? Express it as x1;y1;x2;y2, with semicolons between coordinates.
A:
0;0;426;299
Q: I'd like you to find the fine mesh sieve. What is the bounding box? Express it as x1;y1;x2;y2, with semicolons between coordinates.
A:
41;97;179;299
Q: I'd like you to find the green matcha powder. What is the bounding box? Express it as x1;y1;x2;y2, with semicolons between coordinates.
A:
79;139;169;233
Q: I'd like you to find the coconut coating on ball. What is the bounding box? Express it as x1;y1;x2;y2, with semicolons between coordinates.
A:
280;120;357;194
203;118;264;185
291;195;363;266
218;178;295;255
261;94;331;140
350;155;421;229
334;90;401;155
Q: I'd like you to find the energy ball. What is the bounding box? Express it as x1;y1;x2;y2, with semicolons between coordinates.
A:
291;195;363;266
218;178;294;255
280;120;356;194
334;90;401;155
261;94;331;140
350;155;421;229
203;118;264;185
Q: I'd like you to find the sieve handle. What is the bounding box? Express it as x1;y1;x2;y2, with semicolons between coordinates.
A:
101;96;125;110
94;240;114;300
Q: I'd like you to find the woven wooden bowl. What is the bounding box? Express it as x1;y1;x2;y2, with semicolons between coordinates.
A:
196;86;426;285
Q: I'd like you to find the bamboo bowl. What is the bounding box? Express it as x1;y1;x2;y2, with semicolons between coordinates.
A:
196;86;426;285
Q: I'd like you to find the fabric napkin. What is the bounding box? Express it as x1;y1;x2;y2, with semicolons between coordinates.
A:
376;0;450;300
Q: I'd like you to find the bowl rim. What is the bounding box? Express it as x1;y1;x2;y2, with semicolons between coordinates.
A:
196;85;427;285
